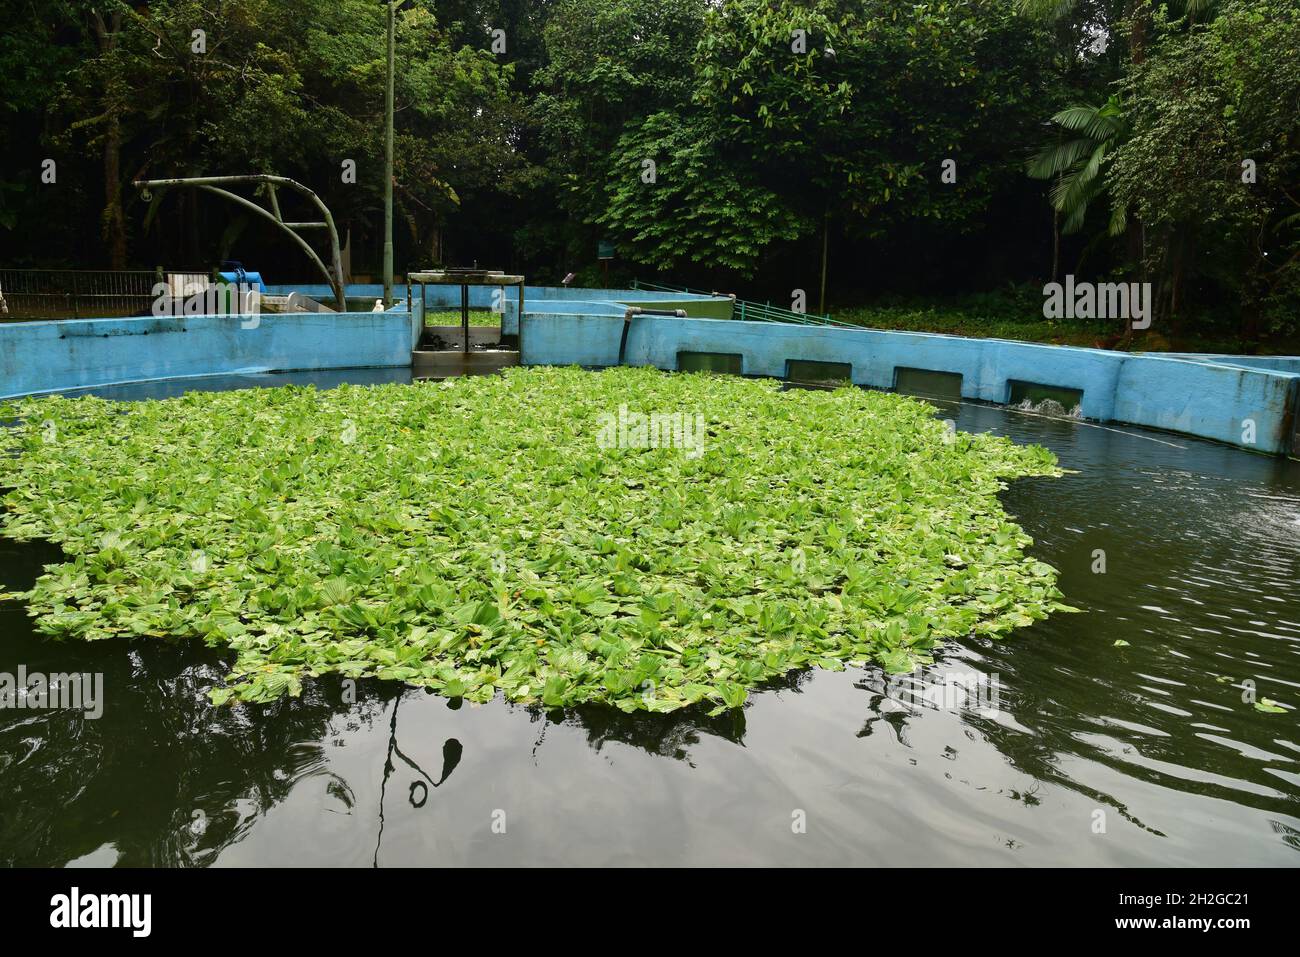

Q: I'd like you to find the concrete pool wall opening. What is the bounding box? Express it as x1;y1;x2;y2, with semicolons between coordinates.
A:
677;351;745;376
1007;380;1086;411
3;281;1298;456
786;359;853;385
894;367;964;400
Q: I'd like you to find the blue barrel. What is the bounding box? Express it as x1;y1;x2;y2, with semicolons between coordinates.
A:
217;270;266;291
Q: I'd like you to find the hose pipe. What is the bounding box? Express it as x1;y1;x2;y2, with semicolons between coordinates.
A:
618;307;687;365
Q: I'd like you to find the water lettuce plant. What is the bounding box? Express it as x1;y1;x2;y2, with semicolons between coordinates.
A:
0;367;1073;712
425;309;501;327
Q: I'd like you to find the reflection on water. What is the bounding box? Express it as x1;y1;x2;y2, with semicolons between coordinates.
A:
1;372;1298;865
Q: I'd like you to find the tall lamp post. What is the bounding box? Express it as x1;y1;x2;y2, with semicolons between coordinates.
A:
383;0;395;306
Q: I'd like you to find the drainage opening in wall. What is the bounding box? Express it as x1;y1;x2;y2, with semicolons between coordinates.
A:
677;351;743;375
894;367;963;400
1007;379;1084;416
786;359;852;386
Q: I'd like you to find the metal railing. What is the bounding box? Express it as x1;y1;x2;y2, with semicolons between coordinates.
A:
631;278;855;327
0;268;158;320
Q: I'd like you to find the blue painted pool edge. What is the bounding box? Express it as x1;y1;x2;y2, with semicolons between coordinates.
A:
1;310;418;400
3;290;1295;455
518;313;1300;456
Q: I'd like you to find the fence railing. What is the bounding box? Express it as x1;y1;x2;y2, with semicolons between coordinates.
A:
631;278;855;327
0;269;159;320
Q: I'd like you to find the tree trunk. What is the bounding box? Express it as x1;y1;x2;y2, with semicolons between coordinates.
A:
818;209;829;315
92;11;127;269
1120;222;1144;341
1051;207;1060;284
1128;1;1151;65
187;189;201;266
102;96;126;268
1169;230;1187;337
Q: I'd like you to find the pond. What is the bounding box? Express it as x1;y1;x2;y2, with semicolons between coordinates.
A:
1;369;1297;866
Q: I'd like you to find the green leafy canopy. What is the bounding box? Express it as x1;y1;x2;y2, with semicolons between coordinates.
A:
0;369;1074;712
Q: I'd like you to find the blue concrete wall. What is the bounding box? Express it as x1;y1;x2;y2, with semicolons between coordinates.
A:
500;300;624;336
0;310;418;399
519;313;1300;454
1113;355;1298;448
6;280;1295;455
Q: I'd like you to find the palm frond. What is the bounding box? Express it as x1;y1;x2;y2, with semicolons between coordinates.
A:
1061;198;1091;234
1050;143;1105;214
1272;212;1300;233
1108;201;1129;238
1051;105;1123;142
1029;96;1128;238
1026;137;1094;179
1054;176;1105;234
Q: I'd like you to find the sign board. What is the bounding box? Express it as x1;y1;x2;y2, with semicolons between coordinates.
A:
597;240;616;260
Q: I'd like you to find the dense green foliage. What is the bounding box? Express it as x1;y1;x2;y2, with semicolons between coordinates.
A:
1108;0;1300;335
425;309;501;327
0;0;1295;340
0;369;1071;710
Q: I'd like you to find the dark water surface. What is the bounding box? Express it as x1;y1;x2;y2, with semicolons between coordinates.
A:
1;371;1297;866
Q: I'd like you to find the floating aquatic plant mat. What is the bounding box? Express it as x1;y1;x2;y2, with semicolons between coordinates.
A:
0;368;1074;712
425;309;502;327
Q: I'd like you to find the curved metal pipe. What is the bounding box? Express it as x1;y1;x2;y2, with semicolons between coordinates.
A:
133;174;346;311
195;186;338;307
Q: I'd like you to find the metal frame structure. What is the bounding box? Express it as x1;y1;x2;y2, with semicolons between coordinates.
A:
132;174;346;311
407;269;524;355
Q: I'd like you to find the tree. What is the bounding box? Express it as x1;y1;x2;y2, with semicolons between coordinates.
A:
36;0;526;272
529;0;705;269
607;0;1059;292
0;1;89;244
596;111;805;275
1108;0;1300;335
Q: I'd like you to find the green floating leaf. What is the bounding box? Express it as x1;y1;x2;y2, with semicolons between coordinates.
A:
0;367;1070;713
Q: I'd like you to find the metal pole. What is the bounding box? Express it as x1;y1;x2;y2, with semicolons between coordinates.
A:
461;283;469;355
517;280;524;359
383;1;395;307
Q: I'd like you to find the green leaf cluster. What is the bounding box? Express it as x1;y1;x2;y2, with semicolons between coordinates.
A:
0;368;1073;712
